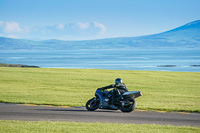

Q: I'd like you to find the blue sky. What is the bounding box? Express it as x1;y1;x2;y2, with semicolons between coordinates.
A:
0;0;200;40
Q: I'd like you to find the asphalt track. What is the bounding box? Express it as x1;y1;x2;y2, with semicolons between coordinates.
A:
0;103;200;127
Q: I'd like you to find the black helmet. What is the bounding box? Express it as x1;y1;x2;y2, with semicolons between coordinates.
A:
115;78;123;84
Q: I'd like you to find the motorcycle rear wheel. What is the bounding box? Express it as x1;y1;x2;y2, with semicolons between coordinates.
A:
119;98;137;112
86;97;100;111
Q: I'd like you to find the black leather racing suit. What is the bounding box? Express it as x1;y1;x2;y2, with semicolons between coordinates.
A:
99;83;128;104
100;83;128;94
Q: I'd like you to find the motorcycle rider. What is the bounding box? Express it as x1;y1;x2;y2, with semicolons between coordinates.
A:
98;78;128;105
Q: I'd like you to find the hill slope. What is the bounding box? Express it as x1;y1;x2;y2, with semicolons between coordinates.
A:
0;20;200;50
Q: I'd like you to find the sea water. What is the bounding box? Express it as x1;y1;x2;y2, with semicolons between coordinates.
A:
0;49;200;72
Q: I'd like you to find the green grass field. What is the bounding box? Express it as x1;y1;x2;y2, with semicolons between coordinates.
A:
0;67;200;112
0;120;199;133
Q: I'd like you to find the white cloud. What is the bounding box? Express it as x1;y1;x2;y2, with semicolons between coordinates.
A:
0;21;29;39
4;22;22;33
77;22;90;29
39;22;107;36
0;21;107;40
56;24;64;29
94;21;107;34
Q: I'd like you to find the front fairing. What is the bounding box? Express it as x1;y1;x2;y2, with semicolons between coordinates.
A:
95;89;102;95
95;89;104;102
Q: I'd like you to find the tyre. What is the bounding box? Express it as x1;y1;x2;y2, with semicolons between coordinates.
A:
86;97;100;111
119;98;137;112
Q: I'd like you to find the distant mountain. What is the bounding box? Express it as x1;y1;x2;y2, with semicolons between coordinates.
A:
0;20;200;50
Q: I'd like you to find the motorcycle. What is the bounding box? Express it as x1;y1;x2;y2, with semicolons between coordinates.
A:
86;88;142;112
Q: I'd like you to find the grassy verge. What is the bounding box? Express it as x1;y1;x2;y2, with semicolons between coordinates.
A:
0;120;199;133
0;67;200;112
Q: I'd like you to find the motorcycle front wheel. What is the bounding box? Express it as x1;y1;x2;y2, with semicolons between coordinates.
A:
86;97;100;111
119;98;137;112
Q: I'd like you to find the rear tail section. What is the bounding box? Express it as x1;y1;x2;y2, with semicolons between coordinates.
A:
122;91;142;99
